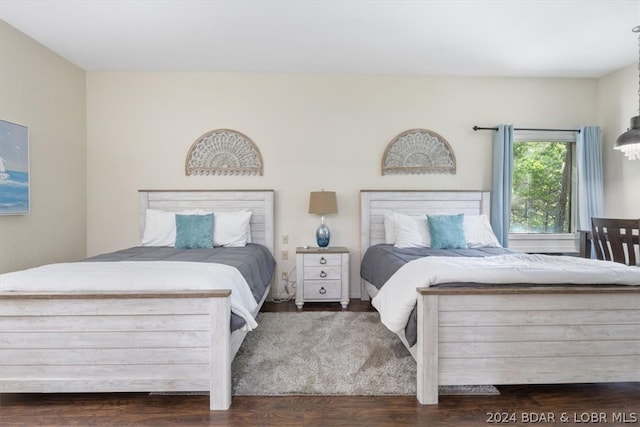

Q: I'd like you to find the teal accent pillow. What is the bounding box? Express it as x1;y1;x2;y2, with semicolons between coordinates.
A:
427;214;468;249
175;213;214;249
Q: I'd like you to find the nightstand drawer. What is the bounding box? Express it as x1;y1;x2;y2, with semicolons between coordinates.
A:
303;280;342;299
303;253;342;267
303;266;341;280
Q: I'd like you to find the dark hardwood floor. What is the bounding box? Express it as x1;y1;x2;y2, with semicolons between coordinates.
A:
1;299;638;427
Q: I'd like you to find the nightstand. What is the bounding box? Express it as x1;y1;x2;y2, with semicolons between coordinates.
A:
295;246;349;309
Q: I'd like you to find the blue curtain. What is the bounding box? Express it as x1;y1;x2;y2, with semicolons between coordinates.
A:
576;126;604;234
491;124;514;247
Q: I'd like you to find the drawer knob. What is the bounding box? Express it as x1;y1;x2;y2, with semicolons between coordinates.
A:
319;270;327;278
319;287;327;294
319;256;327;265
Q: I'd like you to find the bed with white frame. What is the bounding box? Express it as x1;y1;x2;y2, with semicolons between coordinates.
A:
360;190;640;404
0;189;275;410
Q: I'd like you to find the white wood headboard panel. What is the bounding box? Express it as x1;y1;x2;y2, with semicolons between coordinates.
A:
138;190;275;256
360;190;490;298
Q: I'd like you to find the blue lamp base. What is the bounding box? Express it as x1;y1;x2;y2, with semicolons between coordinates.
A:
316;223;330;248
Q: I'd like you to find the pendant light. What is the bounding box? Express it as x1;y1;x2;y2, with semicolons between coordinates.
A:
614;26;640;160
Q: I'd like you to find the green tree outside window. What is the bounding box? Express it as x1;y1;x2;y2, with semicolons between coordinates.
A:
511;141;573;233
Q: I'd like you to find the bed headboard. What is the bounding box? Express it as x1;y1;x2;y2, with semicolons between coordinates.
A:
138;190;275;256
360;190;490;298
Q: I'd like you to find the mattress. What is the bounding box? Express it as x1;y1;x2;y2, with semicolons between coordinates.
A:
83;244;275;331
360;244;512;346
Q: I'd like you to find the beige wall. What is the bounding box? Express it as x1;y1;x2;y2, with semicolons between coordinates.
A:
2;20;633;296
597;64;640;217
0;21;86;273
86;72;597;297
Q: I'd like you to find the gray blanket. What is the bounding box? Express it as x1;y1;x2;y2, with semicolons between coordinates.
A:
360;244;512;346
85;244;275;331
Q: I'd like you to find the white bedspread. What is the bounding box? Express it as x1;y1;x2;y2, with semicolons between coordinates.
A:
0;261;258;330
372;253;640;334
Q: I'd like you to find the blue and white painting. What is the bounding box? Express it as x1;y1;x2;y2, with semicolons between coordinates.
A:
0;120;29;215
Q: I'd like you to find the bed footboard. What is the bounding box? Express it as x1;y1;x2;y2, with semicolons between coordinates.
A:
0;290;233;410
416;286;640;404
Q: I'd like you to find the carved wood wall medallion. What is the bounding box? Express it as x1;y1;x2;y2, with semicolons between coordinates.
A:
185;129;263;176
382;128;456;175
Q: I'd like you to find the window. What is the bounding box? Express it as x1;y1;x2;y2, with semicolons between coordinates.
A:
510;132;577;235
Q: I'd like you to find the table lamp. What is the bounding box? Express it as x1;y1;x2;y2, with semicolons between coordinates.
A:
308;190;337;248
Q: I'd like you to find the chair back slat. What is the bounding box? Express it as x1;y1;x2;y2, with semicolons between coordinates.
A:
591;218;640;266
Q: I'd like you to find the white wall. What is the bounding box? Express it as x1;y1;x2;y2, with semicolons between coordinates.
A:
0;21;86;273
3;20;631;295
598;64;640;217
86;72;597;297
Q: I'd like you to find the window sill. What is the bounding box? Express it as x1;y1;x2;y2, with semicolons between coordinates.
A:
508;233;578;254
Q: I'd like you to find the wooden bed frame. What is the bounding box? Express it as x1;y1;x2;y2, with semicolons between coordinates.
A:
360;190;640;404
0;189;275;410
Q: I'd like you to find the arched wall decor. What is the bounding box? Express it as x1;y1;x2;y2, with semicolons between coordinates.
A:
185;129;263;176
381;128;456;175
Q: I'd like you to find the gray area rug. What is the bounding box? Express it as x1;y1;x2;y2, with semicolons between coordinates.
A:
231;311;499;396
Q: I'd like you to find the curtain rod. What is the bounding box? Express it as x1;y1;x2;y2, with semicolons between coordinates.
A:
473;126;580;133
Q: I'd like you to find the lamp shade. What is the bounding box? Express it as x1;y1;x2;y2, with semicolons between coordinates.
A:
308;191;337;215
614;116;640;160
616;26;640;160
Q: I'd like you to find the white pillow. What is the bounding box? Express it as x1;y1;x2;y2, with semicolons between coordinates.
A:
393;213;431;248
214;210;252;247
141;209;177;247
141;209;213;247
463;215;502;248
384;212;501;249
384;213;395;244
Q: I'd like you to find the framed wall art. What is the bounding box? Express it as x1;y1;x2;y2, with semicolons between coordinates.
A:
0;119;30;215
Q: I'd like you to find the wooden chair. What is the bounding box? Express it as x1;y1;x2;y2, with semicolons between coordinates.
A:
590;218;640;266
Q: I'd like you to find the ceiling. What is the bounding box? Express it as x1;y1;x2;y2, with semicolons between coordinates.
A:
1;0;639;78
